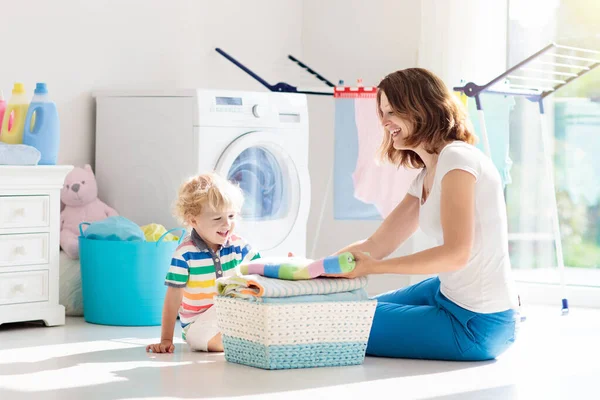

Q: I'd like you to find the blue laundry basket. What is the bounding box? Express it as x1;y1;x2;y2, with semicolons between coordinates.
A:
79;223;185;326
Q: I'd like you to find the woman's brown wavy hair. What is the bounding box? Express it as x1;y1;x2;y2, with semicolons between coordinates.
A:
377;68;476;168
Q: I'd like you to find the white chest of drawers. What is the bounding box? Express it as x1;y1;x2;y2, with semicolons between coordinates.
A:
0;165;73;326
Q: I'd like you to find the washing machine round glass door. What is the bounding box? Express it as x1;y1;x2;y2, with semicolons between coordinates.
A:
215;131;301;251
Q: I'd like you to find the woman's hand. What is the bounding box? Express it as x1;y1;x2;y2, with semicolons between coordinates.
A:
323;252;376;278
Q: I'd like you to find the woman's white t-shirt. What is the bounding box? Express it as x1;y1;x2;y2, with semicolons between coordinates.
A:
407;141;519;313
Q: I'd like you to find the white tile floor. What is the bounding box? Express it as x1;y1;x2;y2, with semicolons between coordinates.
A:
1;305;599;400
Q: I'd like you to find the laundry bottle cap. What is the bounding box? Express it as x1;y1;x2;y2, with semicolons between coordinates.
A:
12;83;25;95
34;82;48;95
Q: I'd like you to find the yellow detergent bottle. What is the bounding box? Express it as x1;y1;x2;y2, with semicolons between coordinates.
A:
0;83;29;144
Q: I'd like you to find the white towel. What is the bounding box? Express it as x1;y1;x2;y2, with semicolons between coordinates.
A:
0;142;40;165
217;274;368;299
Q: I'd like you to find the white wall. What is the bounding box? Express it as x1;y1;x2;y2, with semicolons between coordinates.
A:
0;0;303;167
418;0;509;88
301;0;422;294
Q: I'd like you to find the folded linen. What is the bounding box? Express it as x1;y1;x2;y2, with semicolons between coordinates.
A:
216;274;368;300
0;142;41;165
256;288;369;304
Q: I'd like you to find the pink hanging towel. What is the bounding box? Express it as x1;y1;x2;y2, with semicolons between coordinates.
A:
335;86;420;218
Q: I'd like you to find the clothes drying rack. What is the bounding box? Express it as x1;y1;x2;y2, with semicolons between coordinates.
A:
454;42;600;315
215;48;336;96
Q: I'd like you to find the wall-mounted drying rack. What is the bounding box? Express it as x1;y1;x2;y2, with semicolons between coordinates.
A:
454;42;600;315
215;48;378;98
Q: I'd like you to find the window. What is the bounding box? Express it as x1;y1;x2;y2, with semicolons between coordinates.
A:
508;0;600;286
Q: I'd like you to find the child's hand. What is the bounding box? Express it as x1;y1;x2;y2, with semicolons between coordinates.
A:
146;339;175;353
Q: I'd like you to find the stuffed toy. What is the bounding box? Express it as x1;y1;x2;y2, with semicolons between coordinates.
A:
60;164;118;258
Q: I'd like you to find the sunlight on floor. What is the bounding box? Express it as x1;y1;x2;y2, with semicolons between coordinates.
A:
1;309;599;400
0;337;206;393
0;360;196;392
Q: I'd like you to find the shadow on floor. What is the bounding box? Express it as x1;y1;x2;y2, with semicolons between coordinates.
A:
0;320;48;331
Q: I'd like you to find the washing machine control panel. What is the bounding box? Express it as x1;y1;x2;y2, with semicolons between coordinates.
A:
199;90;306;127
212;96;272;120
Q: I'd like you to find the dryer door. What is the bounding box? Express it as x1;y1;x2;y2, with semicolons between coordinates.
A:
215;131;301;251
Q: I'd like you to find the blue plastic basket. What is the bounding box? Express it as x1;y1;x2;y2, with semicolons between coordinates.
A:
78;223;185;326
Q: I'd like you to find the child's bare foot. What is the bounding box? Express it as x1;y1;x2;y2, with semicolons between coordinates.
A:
207;333;224;352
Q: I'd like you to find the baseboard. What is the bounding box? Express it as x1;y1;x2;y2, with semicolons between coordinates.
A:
516;281;600;309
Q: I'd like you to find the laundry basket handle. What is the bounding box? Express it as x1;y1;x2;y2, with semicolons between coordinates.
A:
157;228;186;246
79;222;91;237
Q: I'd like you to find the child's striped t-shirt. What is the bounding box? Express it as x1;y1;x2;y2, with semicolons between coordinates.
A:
164;229;260;337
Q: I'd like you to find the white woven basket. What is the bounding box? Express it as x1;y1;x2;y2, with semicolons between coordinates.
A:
215;296;377;369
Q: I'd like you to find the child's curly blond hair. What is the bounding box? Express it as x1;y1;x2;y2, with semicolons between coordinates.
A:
173;173;244;226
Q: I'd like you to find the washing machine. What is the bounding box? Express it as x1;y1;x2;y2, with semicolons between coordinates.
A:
94;89;311;257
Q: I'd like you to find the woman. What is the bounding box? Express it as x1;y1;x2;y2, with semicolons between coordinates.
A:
332;68;519;361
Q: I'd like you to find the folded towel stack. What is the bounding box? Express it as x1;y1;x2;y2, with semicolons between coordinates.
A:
217;274;369;303
218;252;366;303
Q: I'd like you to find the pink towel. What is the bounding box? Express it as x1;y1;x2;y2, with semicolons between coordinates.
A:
352;97;421;217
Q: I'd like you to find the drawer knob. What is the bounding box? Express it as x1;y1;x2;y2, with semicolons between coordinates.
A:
14;208;25;216
11;283;26;294
14;246;26;255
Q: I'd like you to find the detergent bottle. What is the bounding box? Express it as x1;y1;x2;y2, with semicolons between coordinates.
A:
0;91;15;136
23;83;60;165
0;91;6;136
0;83;29;144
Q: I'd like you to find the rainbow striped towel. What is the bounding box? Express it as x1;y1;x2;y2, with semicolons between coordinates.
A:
239;252;356;280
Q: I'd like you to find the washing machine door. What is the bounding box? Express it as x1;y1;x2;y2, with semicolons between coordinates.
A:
215;131;301;251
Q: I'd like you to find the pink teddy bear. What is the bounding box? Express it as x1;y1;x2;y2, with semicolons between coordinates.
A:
60;164;118;259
